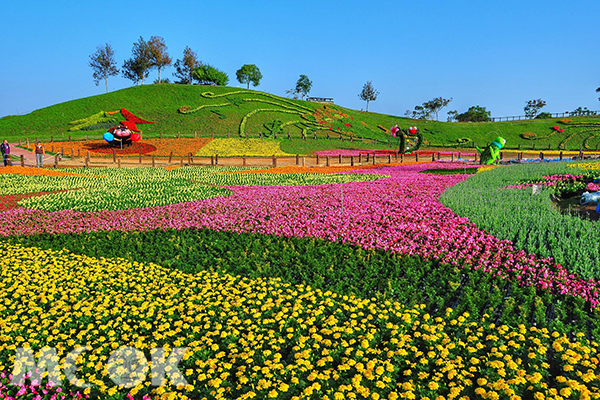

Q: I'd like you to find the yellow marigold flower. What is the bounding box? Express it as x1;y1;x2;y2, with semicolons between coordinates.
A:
429;382;440;390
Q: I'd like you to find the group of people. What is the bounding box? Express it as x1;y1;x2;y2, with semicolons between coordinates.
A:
0;140;45;167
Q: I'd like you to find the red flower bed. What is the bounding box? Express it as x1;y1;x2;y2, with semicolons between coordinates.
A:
87;142;157;155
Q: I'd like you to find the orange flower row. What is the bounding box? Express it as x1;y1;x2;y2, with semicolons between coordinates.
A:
0;166;89;177
28;138;213;158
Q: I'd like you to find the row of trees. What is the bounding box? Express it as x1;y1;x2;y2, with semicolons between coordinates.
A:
89;38;266;91
89;38;380;112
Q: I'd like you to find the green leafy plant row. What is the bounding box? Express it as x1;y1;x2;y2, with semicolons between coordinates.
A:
441;162;600;280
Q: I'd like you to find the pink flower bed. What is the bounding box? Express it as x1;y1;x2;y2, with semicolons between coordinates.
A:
1;163;598;305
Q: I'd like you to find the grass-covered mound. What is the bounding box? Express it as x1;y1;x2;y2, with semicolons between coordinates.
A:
2;84;600;152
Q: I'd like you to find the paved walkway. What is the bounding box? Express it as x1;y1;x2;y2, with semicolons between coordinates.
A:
5;144;54;167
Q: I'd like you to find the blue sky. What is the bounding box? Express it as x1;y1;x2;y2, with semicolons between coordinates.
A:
1;0;598;119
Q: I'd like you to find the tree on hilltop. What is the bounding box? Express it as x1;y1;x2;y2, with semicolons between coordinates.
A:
456;105;491;122
295;75;312;100
148;36;172;83
173;47;201;84
524;99;547;119
405;97;452;120
122;37;153;85
89;43;119;93
236;64;263;89
358;81;379;112
194;64;229;86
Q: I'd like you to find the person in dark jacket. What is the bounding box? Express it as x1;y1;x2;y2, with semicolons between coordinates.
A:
0;140;10;166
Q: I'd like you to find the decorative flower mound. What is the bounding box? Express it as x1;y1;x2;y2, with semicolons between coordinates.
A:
1;242;599;399
195;138;291;157
1;163;598;305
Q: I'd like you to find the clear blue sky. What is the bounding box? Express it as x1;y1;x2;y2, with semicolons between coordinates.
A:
1;0;598;119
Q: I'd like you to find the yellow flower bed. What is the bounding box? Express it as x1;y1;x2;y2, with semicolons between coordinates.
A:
195;138;291;157
1;242;599;399
568;161;600;170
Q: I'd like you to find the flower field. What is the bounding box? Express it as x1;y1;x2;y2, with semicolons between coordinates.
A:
195;139;291;157
2;161;600;399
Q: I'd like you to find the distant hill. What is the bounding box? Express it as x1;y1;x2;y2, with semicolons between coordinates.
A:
1;84;599;152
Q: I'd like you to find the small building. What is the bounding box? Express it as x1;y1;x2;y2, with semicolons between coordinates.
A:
307;97;334;104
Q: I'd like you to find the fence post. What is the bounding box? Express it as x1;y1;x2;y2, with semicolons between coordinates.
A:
518;143;521;150
160;132;163;139
458;152;461;159
273;155;277;167
296;154;299;165
532;143;536;151
559;151;563;161
316;154;320;164
326;156;330;166
20;155;24;167
168;151;173;164
211;155;214;166
416;153;419;162
68;135;71;142
152;155;156;167
112;149;116;163
431;153;435;162
194;131;197;138
50;136;53;143
188;153;192;165
548;143;551;151
85;134;88;141
338;154;342;164
54;154;58;169
180;156;184;166
388;155;392;163
451;153;454;162
178;132;181;139
215;154;219;165
77;149;80;158
401;153;404;163
243;155;246;166
540;152;544;160
118;158;121;168
71;148;74;159
85;156;89;168
351;156;354;166
211;132;214;139
227;131;230;139
287;132;291;140
139;151;142;164
372;154;376;165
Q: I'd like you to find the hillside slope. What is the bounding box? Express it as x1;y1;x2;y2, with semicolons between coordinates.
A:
1;84;599;152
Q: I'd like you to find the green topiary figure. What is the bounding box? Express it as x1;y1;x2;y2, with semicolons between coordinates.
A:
476;137;506;165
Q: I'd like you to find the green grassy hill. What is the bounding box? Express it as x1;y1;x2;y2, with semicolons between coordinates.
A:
1;84;599;152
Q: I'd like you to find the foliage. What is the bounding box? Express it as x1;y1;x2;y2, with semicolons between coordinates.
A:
456;105;491;122
193;64;229;86
447;110;458;122
121;37;153;85
570;106;598;117
236;64;263;89
422;97;452;121
524;98;547;119
358;81;379;112
172;46;201;85
88;43;119;93
295;74;312;100
535;112;552;119
147;35;172;83
153;77;170;84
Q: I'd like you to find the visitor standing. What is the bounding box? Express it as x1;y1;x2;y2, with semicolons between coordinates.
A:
0;140;10;166
33;140;45;167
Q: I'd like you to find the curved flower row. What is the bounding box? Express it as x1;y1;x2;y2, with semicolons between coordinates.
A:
0;163;598;305
0;242;599;399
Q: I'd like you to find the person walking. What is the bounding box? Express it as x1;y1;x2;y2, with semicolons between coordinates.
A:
33;140;45;167
0;140;10;166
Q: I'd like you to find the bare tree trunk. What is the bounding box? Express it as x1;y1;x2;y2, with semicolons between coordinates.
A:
158;67;161;83
366;100;369;112
105;77;109;93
